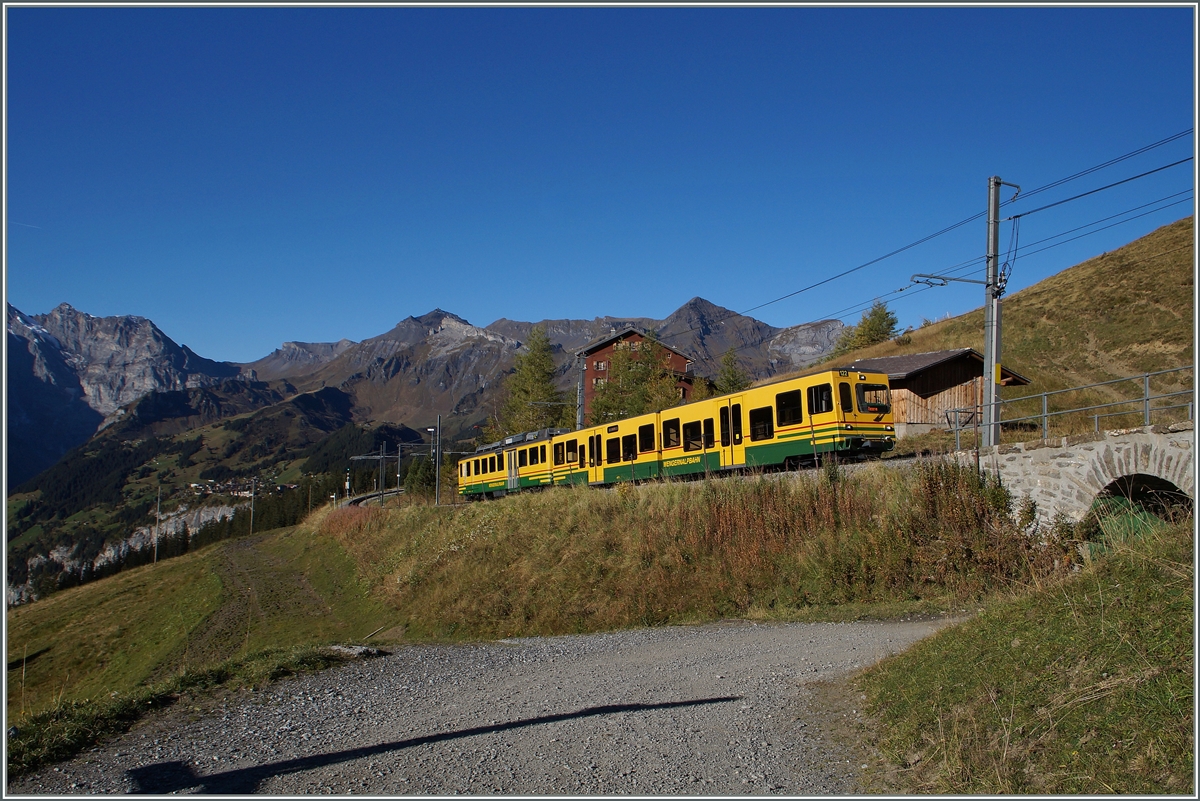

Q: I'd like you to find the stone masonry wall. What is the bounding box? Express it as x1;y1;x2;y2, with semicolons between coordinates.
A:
950;422;1194;527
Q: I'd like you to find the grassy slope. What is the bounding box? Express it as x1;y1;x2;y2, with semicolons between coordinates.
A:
856;519;1193;794
6;525;390;723
778;216;1193;400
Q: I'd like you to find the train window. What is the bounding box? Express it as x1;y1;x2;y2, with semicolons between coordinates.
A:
593;434;603;466
663;418;681;448
540;445;547;463
808;383;834;414
749;406;775;441
554;443;565;466
473;458;481;474
497;452;504;470
638;423;656;452
839;382;853;414
719;406;731;447
857;383;891;414
606;437;621;464
566;439;578;463
704;418;715;448
622;434;637;461
518;449;528;468
489;455;496;473
683;421;703;452
732;404;743;444
464;462;471;477
776;390;803;427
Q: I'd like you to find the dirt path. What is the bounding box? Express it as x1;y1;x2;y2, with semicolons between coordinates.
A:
8;616;957;795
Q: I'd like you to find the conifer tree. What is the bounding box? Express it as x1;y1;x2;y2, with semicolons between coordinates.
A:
714;349;751;395
494;325;571;436
832;300;899;356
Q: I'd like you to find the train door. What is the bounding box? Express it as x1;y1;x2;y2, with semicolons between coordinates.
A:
587;433;605;484
506;449;519;491
718;395;745;469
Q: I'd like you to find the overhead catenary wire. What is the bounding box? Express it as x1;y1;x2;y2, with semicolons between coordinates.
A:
646;131;1194;354
1006;157;1193;220
706;193;1193;364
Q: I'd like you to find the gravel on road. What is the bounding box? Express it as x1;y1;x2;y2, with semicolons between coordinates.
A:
8;617;956;796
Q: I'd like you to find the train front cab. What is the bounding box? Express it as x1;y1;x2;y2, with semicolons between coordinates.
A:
737;370;894;468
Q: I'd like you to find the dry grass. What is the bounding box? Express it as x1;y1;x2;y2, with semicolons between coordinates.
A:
317;463;1077;640
857;515;1193;794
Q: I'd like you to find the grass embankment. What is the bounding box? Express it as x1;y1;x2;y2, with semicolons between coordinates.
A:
858;514;1194;794
6;525;392;777
321;462;1073;639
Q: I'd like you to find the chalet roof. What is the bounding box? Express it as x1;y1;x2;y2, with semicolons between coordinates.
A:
575;326;693;361
840;348;1031;386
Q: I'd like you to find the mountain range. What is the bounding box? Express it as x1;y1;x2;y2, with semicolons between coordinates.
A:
7;298;843;489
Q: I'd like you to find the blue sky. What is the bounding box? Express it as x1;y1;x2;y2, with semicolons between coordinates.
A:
5;5;1195;364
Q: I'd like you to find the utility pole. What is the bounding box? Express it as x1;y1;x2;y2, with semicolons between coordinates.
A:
379;441;386;508
982;176;1003;448
249;477;255;536
154;483;161;563
435;414;442;506
913;175;1019;449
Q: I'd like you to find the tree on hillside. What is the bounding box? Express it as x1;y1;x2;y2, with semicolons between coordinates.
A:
713;349;751;395
489;326;572;438
589;334;682;425
832;300;899;356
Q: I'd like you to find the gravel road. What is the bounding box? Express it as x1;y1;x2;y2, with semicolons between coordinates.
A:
8;617;955;796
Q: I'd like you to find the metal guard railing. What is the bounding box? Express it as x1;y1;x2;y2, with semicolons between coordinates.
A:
947;365;1194;450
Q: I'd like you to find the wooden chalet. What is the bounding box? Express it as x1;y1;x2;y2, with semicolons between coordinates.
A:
575;327;695;427
839;348;1031;437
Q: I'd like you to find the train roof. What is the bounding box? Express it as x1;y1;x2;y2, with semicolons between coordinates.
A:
474;427;571;454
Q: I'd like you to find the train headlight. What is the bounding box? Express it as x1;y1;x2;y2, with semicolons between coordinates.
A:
844;424;853;430
885;425;894;431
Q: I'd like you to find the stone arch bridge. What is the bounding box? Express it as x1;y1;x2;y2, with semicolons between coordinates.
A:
950;423;1194;526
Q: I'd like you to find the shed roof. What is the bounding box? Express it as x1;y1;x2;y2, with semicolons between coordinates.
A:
840;348;1031;386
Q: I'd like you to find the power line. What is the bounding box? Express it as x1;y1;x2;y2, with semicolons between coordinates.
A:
1008;157;1193;220
645;132;1195;364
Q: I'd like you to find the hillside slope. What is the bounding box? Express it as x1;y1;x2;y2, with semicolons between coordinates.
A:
808;217;1194;395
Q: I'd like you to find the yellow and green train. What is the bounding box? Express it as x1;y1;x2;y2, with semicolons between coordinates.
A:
457;368;895;499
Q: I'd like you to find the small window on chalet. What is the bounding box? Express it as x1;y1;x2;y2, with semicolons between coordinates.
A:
554;443;565;466
566;439;578;463
808;383;834;415
638;423;656;452
839;382;853;413
683;421;703;452
663;418;681;448
622;434;637;461
518;450;528;468
749;406;774;441
776;390;803;427
703;418;715;448
606;437;621;464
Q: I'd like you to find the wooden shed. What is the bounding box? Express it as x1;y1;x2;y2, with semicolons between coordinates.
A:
839;348;1031;438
